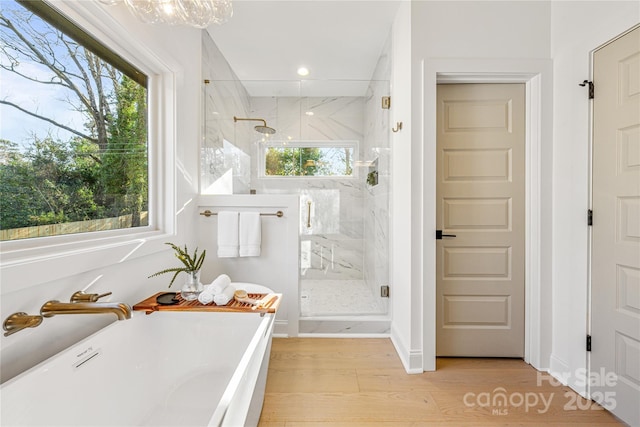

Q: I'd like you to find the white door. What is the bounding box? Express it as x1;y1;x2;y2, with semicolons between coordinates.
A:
436;83;525;357
591;25;640;427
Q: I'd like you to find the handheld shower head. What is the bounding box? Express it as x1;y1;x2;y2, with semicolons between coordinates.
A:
233;116;276;135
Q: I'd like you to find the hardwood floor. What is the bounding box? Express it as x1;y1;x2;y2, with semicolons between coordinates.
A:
258;338;626;426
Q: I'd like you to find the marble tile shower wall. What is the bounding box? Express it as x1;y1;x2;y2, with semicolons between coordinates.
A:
201;32;253;194
363;35;391;301
251;96;367;281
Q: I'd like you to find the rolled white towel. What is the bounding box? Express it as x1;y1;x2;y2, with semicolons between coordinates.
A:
198;284;216;305
209;274;231;294
213;284;236;306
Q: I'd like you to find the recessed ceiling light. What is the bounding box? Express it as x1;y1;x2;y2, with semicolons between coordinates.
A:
305;111;314;116
297;67;309;77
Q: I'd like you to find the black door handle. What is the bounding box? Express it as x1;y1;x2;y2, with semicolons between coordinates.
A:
436;230;457;240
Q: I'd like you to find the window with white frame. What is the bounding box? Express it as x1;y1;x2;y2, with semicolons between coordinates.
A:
0;0;149;241
260;140;357;178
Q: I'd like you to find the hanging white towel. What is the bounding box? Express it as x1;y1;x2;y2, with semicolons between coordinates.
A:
217;211;239;258
239;212;261;257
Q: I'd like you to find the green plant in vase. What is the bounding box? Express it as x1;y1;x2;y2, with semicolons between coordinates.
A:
149;243;206;300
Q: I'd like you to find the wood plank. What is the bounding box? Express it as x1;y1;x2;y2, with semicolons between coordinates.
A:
260;391;441;423
265;368;359;393
279;423;622;427
258;338;626;426
271;337;397;353
267;338;403;371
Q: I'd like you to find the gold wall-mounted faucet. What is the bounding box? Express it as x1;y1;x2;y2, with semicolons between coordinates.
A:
3;291;130;337
41;300;132;321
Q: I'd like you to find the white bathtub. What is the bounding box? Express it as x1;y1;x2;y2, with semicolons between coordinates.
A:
0;310;275;427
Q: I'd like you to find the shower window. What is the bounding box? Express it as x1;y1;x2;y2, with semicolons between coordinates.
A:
260;141;357;178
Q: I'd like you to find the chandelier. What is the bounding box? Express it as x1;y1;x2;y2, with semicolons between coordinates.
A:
99;0;233;28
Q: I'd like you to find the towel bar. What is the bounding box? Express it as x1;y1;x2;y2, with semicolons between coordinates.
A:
200;210;283;218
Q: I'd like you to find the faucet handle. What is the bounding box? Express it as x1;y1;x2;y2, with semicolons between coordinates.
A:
70;291;112;303
3;312;43;337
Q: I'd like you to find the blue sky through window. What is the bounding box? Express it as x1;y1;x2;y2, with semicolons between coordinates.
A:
0;1;116;151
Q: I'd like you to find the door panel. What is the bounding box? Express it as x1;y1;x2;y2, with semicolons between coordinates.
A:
436;83;525;357
443;295;511;327
443;198;511;231
443;149;512;181
591;25;640;427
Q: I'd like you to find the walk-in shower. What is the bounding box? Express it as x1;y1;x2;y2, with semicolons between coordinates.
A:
202;31;392;334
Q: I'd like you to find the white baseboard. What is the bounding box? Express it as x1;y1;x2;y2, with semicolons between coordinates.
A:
549;354;588;398
549;354;570;386
390;324;423;374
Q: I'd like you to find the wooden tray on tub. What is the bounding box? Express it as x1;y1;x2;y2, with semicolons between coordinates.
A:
133;292;281;315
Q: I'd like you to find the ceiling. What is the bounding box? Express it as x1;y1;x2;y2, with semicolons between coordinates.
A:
205;1;401;96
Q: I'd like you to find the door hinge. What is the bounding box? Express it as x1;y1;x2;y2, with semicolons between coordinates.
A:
579;80;594;99
381;96;391;109
381;285;390;298
586;335;592;352
588;209;593;226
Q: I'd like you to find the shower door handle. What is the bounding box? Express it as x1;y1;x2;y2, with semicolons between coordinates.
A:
306;201;312;228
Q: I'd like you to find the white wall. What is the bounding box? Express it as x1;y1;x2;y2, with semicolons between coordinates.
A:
408;0;553;372
196;195;299;336
550;1;639;395
0;1;202;383
417;1;550;59
390;0;420;372
405;1;638;392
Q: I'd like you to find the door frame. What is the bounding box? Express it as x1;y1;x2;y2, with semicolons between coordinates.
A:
421;59;553;371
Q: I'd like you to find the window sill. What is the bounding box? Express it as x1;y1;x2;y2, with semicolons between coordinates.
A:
0;228;171;293
258;175;360;180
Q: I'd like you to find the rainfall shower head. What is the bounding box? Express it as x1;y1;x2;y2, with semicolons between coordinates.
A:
233;116;276;135
254;124;276;135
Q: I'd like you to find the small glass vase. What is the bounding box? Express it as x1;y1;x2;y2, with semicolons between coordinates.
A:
181;270;203;301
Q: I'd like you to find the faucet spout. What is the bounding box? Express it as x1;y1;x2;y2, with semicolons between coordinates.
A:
41;301;132;320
